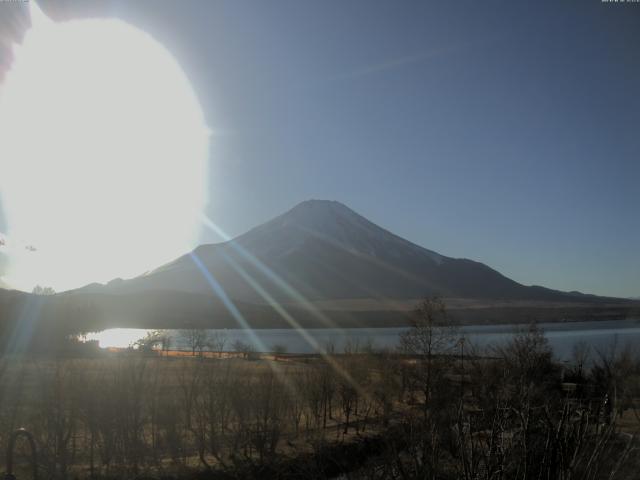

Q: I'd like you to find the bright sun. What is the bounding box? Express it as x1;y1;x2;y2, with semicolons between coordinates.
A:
0;4;209;292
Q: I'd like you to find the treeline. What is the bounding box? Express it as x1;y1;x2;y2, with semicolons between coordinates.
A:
0;299;638;479
3;287;639;344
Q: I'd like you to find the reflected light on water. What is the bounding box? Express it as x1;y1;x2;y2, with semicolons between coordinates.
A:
85;328;151;349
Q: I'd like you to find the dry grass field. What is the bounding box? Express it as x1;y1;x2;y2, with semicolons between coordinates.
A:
1;303;639;479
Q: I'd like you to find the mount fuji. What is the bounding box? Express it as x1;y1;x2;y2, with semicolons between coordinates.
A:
1;200;636;332
91;200;612;306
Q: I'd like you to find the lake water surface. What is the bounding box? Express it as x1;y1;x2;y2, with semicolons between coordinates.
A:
86;318;640;361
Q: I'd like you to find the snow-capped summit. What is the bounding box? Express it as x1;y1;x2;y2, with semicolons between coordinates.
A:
231;199;443;265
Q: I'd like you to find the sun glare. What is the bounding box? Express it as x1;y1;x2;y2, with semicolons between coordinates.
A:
0;4;209;292
84;328;152;349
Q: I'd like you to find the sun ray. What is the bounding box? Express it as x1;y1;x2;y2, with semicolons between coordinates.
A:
200;214;342;328
188;252;268;351
188;251;304;391
29;1;51;29
199;215;370;398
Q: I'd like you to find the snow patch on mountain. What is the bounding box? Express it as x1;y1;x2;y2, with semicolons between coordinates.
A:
235;199;445;265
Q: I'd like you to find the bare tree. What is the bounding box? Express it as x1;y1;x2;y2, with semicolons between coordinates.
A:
271;343;288;359
399;297;459;410
159;333;172;357
181;329;210;356
32;285;56;295
232;340;256;360
210;331;227;358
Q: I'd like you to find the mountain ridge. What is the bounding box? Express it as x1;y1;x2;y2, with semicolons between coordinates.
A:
0;199;637;333
92;199;620;305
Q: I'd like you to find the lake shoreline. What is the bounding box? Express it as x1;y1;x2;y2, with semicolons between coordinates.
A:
86;318;640;360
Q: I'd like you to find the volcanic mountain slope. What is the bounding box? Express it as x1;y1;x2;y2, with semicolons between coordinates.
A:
1;200;636;335
100;200;606;306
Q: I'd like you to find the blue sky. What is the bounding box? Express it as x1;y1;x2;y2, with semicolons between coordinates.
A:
0;0;638;297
